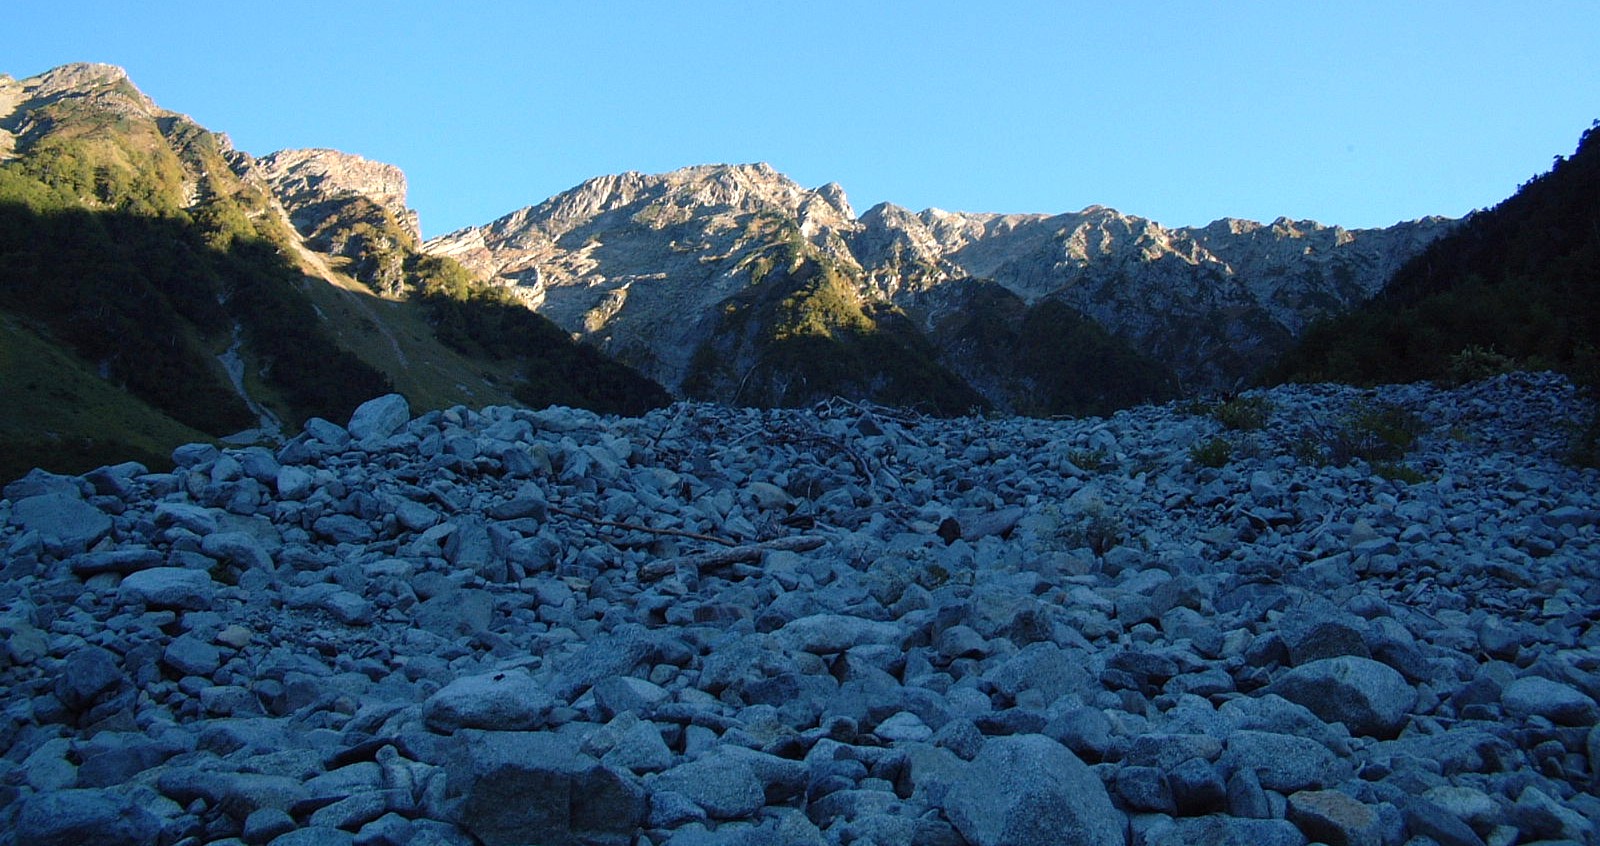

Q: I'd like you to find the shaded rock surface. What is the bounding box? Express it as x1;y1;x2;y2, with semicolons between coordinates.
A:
0;373;1597;845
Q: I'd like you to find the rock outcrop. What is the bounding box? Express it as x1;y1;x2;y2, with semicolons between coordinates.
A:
257;148;422;244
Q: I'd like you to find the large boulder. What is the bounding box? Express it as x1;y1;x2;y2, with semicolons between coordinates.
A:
652;751;766;820
445;730;645;846
54;646;126;711
1268;656;1417;738
940;733;1123;846
1220;731;1350;793
1501;676;1598;726
347;393;411;441
8;493;111;555
117;567;217;611
773;613;905;654
423;670;555;732
14;788;162;846
1149;816;1307;846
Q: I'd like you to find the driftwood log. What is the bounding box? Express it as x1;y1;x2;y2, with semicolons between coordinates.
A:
638;535;827;581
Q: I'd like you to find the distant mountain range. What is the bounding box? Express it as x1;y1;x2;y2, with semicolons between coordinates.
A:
428;164;1453;409
9;61;1591;480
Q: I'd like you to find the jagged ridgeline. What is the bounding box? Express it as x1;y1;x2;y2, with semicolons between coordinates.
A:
429;164;1453;413
0;64;668;481
1272;120;1600;388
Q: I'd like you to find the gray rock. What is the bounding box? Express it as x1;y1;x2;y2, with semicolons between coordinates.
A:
244;807;297;844
982;642;1093;704
774;613;904;654
941;733;1123;846
932;717;986;761
154;501;220;535
1124;733;1223;770
1420;786;1500;833
415;589;495;637
304;416;351;447
653;751;766;820
117;567;216;611
875;711;934;743
308;791;390;831
1148;816;1307;846
172;441;220;467
202;531;275;570
446;730;645;846
443;517;500;581
74;730;190;787
648;789;709;828
314;514;376;545
1168;756;1227;816
70;548;163;575
601;719;675;774
55;646;125;711
423;670;554;732
5;467;86;499
936;624;989;660
394;498;441;531
1269;655;1417;738
321;590;374;626
277;466;315;500
1286;789;1385;846
348;393;412;441
1513;784;1594;842
14;787;162;846
1220;730;1349;793
163;634;222;676
268;828;357;846
1115;765;1175;813
714;746;808;805
591;675;670;718
1401;796;1488;846
1502;676;1598;726
8;493;111;555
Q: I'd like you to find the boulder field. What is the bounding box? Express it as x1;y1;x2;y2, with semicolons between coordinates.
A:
1;372;1597;845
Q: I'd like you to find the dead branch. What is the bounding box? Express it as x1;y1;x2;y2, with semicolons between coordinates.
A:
548;506;737;548
638;535;827;581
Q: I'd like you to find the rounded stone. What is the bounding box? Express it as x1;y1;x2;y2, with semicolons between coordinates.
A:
1269;656;1417;738
1501;676;1598;726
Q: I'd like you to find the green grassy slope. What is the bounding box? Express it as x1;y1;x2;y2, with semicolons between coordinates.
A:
0;311;212;481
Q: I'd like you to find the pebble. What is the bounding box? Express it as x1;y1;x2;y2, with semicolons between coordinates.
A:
0;374;1594;845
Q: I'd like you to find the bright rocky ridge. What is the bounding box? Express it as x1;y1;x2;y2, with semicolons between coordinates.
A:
427;164;1453;407
1;373;1598;845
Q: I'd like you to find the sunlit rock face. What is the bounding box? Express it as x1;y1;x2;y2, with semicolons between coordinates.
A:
429;162;1451;394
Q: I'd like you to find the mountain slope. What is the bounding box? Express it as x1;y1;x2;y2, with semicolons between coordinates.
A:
430;163;1452;408
1271;121;1600;387
0;63;668;478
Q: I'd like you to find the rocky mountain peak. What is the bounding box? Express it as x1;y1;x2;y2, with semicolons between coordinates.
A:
18;62;159;118
257;147;421;243
431;160;1456;395
1;63;164;161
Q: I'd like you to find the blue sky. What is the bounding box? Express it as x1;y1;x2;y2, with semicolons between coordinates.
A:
7;2;1598;238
